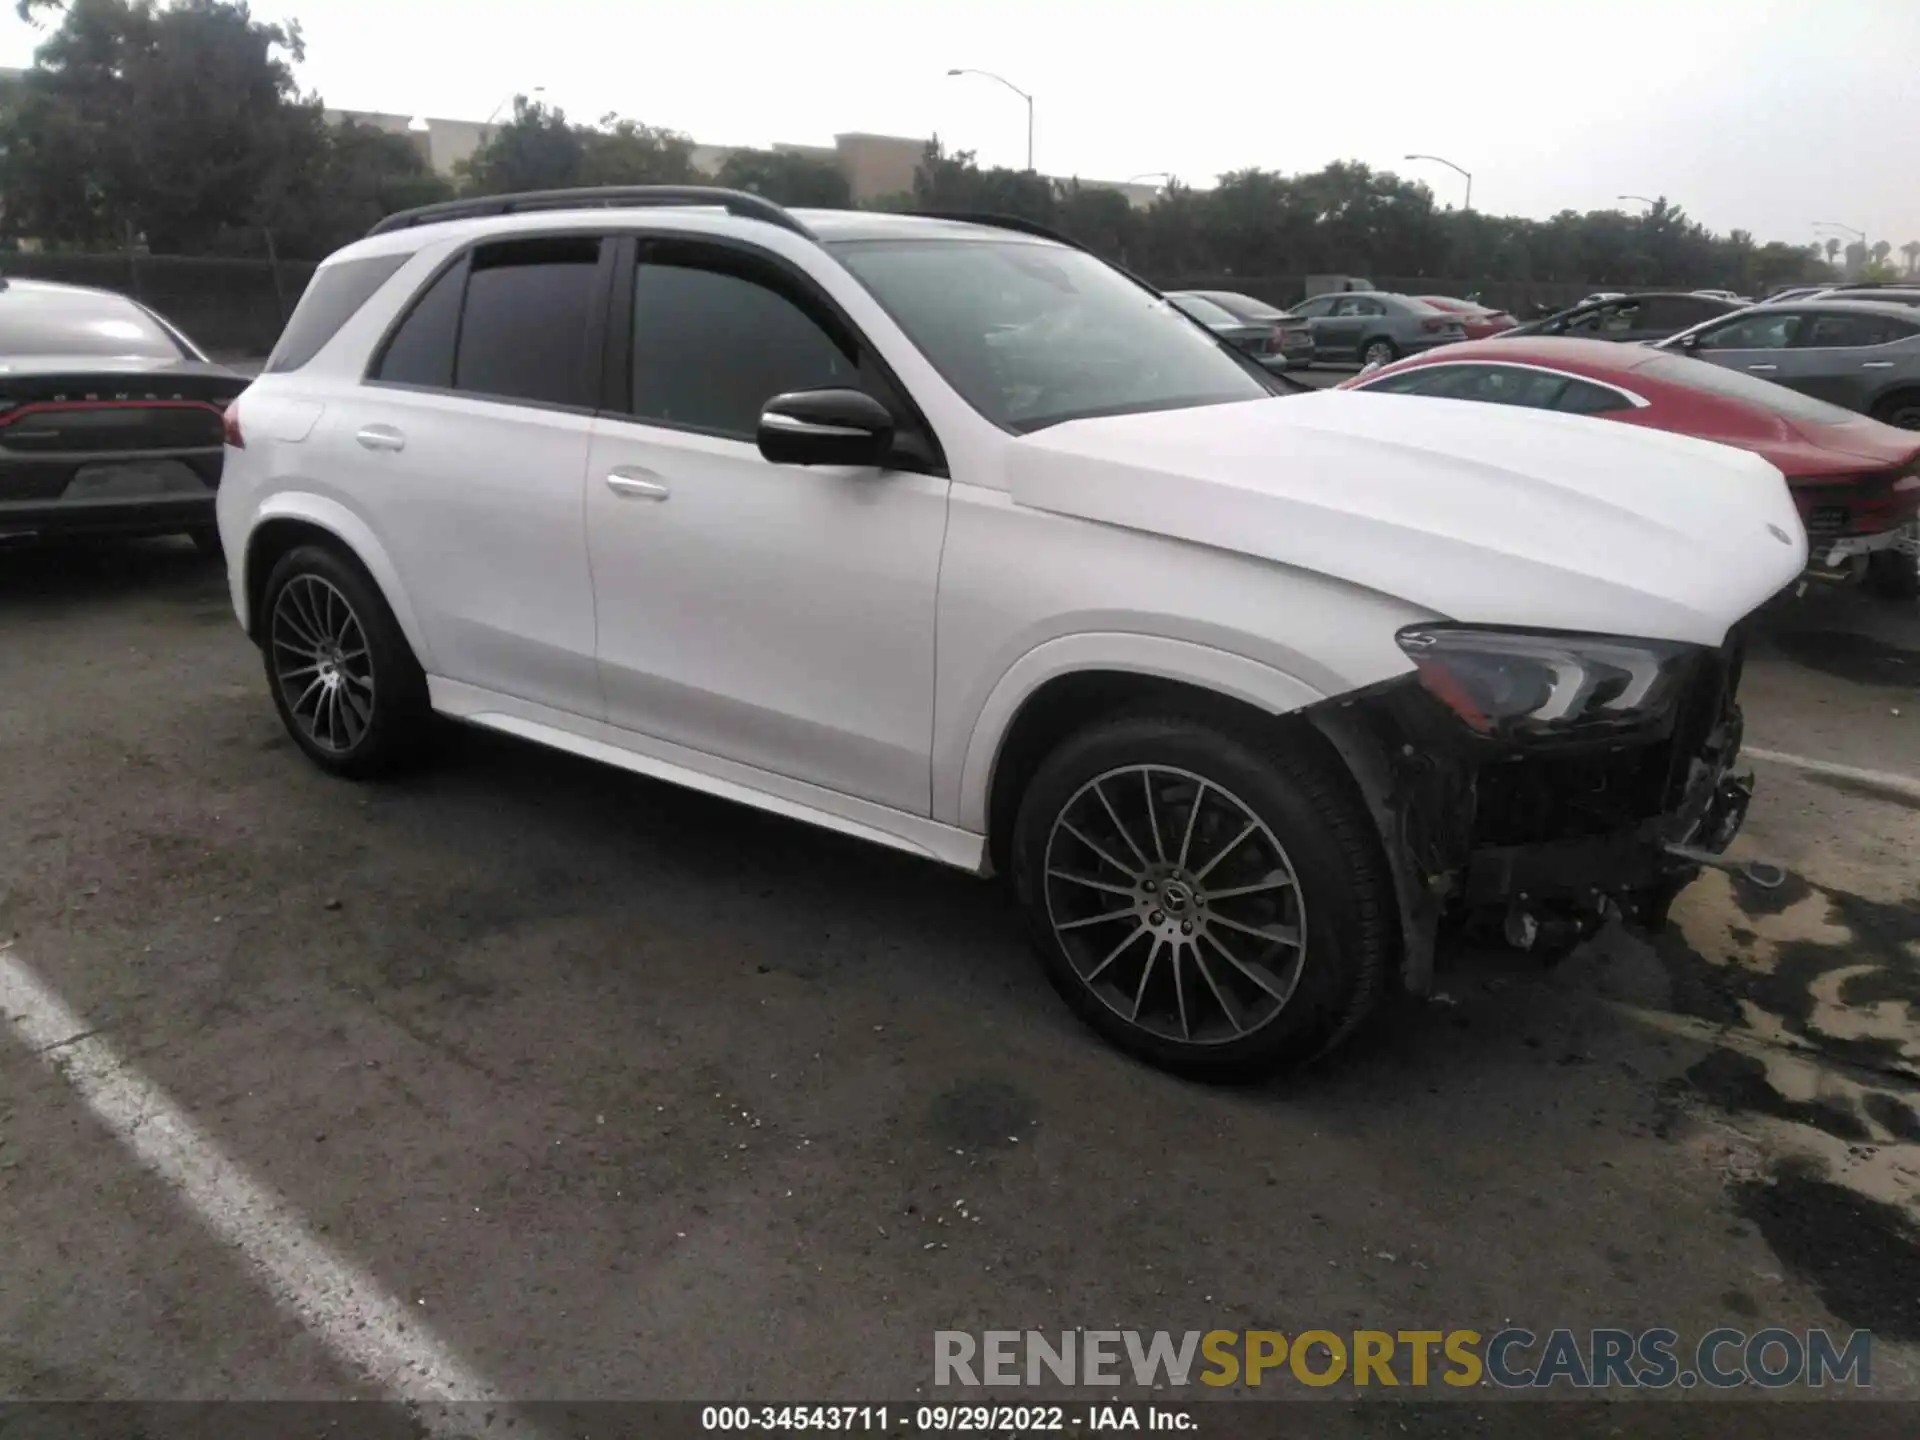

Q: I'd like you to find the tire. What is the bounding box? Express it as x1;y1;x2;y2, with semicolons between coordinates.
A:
259;542;431;778
189;526;223;559
1863;523;1920;600
1010;713;1396;1079
1360;337;1398;368
1871;390;1920;432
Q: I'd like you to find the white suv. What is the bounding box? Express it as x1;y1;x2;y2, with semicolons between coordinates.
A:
219;187;1806;1076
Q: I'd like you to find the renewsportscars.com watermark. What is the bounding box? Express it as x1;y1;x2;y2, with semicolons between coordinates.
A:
934;1328;1874;1391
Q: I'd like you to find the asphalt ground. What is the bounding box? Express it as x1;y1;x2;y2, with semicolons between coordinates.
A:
1;532;1917;1435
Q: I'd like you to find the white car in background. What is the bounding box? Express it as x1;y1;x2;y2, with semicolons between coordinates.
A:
218;187;1805;1077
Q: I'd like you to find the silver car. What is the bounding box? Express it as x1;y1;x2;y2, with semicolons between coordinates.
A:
1285;291;1466;367
1658;299;1920;429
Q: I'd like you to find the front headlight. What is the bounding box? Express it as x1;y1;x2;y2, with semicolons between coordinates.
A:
1395;625;1695;744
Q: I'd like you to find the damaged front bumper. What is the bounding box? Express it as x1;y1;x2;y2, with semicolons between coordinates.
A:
1309;625;1766;989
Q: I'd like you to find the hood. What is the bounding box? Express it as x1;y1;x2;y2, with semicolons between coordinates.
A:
1005;391;1808;648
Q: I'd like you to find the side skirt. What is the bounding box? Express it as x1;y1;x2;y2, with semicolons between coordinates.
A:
427;678;988;874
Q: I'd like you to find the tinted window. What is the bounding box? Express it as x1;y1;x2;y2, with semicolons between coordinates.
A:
1562;303;1634;335
1169;294;1241;327
1641;355;1863;424
831;238;1266;433
372;260;464;388
1636;297;1725;332
452;237;601;408
1292;296;1338;318
1;284;191;361
266;253;411;372
1198;292;1285;321
1695;312;1802;350
1554;377;1634;414
1799;312;1917;349
630;260;862;438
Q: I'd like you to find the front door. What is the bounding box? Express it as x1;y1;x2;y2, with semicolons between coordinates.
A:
584;238;949;814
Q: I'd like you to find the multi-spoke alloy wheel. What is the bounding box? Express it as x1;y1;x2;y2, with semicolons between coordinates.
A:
270;573;377;755
1042;765;1308;1046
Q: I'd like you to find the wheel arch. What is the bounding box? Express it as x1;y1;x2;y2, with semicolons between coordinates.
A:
242;495;435;671
1869;383;1920;428
961;634;1334;874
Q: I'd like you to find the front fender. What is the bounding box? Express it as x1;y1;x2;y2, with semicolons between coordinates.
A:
948;631;1329;833
247;491;438;673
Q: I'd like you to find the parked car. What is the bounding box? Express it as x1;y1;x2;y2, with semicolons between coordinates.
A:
1654;300;1920;431
1759;285;1836;306
1285;291;1467;366
221;186;1803;1076
1692;289;1751;304
1413;295;1517;340
1500;292;1744;345
1808;287;1920;309
1577;292;1626;306
1340;336;1920;598
1166;291;1314;370
0;277;248;551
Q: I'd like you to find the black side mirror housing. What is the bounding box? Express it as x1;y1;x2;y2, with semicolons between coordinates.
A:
757;388;895;467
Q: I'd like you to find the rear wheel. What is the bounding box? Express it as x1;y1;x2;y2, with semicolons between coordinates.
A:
1871;390;1920;432
260;543;431;778
1011;714;1396;1079
1360;337;1398;369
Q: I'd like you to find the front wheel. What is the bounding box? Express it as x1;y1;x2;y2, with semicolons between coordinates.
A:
1360;337;1398;368
260;543;432;778
1010;714;1396;1079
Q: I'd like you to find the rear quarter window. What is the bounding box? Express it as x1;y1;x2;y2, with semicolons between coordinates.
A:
265;252;415;373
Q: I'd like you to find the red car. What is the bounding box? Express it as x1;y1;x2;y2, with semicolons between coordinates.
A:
1339;337;1920;597
1414;295;1517;340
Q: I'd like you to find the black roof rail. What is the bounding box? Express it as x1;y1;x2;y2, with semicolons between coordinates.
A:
366;186;817;240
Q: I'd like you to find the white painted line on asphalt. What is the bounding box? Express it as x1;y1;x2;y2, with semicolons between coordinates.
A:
1744;747;1920;803
0;942;507;1421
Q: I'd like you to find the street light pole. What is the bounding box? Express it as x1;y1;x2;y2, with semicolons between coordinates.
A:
1404;153;1471;212
947;68;1035;172
1618;194;1657;210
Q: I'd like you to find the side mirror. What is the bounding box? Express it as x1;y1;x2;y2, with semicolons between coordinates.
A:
757;388;895;467
1679;332;1701;351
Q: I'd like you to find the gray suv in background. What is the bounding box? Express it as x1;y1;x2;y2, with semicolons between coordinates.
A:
1659;299;1920;430
1287;291;1466;367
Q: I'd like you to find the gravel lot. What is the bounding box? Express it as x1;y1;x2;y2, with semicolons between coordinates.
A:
2;535;1918;1426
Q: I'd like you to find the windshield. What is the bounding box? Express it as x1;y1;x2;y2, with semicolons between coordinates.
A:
830;238;1270;433
1639;355;1864;425
0;286;192;360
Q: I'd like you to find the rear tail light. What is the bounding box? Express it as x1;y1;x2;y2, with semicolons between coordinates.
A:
222;404;244;449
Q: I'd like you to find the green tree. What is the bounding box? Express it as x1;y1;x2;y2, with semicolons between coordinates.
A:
270;120;452;257
2;0;323;253
579;116;699;187
715;147;850;207
455;94;583;194
1903;240;1920;277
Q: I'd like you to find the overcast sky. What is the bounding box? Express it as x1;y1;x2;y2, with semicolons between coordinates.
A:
5;0;1916;250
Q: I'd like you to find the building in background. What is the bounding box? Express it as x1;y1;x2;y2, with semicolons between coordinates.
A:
324;107;1161;208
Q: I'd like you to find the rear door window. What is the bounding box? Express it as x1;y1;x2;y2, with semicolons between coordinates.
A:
1797;312;1918;349
452;237;604;409
266;252;413;372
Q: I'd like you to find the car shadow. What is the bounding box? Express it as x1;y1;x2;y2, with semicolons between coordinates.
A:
0;535;226;613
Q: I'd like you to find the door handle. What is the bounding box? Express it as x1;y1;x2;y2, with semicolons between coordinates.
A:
606;468;670;501
1746;364;1778;372
355;424;406;452
1862;361;1894;369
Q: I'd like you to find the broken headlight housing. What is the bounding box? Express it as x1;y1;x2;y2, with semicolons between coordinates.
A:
1395;625;1695;745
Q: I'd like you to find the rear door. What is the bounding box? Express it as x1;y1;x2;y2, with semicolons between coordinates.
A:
319;234;610;716
1686;308;1807;384
1290;295;1338;356
1788;310;1920;410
